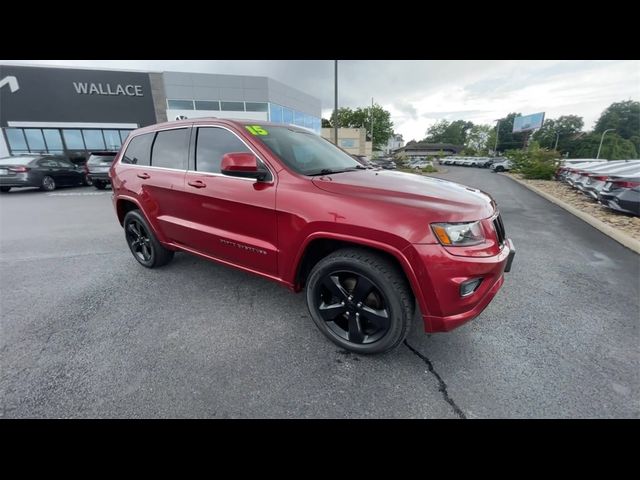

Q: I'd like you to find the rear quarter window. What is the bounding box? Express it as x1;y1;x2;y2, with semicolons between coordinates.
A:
121;133;153;166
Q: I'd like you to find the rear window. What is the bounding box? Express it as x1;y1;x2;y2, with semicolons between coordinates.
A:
0;156;38;165
88;154;116;165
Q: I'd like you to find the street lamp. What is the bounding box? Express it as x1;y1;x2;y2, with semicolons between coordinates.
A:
596;128;615;159
554;132;560;150
493;119;501;155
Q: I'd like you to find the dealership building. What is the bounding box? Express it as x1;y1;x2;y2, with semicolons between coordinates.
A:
0;64;322;160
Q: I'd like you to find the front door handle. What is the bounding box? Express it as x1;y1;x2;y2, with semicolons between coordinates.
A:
137;172;150;179
188;180;207;189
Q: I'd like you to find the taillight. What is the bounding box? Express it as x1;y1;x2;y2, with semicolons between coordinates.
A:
9;166;29;172
613;180;640;188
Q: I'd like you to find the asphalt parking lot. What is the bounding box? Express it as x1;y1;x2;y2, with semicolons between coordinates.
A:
1;167;638;418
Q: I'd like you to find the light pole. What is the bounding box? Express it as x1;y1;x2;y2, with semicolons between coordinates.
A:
493;119;501;155
334;60;338;146
554;132;560;150
370;97;374;154
596;128;615;159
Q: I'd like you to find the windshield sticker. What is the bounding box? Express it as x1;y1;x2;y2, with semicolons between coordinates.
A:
245;125;269;136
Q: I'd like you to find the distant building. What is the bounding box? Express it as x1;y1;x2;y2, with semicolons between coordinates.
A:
321;128;372;156
384;133;404;154
395;142;463;160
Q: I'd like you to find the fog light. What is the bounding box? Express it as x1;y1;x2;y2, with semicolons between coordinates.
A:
460;278;482;297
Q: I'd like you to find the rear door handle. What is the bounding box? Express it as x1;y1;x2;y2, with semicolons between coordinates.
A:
188;180;207;189
137;172;150;179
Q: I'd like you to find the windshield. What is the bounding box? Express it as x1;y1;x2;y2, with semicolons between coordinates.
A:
0;156;37;165
248;125;361;175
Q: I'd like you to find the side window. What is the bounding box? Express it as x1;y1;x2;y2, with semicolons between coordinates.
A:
55;159;75;169
151;128;189;170
121;133;153;166
38;159;58;168
195;127;251;174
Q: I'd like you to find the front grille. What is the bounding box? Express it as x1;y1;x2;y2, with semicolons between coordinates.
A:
493;214;506;246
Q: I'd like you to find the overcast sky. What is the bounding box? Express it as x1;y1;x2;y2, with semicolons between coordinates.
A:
2;60;638;141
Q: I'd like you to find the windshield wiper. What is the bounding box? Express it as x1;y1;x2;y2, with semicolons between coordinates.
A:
308;167;364;176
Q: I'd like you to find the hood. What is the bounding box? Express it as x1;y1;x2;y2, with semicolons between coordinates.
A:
311;170;496;220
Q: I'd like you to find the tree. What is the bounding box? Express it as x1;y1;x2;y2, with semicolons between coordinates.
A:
465;124;492;153
570;132;638;160
423;119;474;145
532;115;584;152
495;113;527;152
328;104;394;150
321;118;332;128
594;100;640;153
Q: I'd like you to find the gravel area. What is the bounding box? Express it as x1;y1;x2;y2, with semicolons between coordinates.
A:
507;174;640;242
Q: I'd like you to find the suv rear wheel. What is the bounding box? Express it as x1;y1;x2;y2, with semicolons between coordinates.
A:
123;210;174;268
306;248;414;354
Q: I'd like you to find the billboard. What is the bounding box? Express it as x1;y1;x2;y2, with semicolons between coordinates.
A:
512;112;545;133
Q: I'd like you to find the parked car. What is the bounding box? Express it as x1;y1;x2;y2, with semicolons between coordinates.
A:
490;159;512;172
575;161;640;196
372;157;396;169
0;154;91;192
556;160;606;181
110;119;514;354
566;160;628;187
409;159;433;169
598;176;640;216
86;151;118;189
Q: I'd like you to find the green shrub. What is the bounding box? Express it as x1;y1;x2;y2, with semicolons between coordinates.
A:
421;165;438;173
506;143;560;180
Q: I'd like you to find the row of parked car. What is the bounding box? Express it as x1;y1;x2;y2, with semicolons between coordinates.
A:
0;152;116;192
556;159;640;216
440;156;507;169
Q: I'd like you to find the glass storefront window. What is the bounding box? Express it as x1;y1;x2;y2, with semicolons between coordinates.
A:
167;99;194;110
120;130;132;143
245;102;268;112
63;129;85;150
103;130;122;150
6;129;27;150
43;129;63;151
294;111;305;127
282;108;293;124
195;101;220;111
269;104;283;123
220;101;245;111
304;115;314;130
82;130;106;150
24;129;46;151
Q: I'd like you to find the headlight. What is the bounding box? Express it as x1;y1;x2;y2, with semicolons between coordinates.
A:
431;221;485;246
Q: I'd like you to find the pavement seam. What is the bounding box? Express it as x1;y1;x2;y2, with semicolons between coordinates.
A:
403;340;466;419
501;173;640;254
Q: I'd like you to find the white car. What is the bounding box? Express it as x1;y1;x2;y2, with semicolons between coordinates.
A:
491;159;512;172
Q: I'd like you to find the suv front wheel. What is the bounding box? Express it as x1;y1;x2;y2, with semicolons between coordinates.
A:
306;248;414;354
123;210;174;268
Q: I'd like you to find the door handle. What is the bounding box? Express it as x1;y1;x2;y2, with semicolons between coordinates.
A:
188;180;207;188
137;172;150;179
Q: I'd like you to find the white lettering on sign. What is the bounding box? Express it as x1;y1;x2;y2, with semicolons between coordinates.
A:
0;76;20;93
73;82;144;97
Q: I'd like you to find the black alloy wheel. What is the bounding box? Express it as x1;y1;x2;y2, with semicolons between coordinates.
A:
316;271;391;345
41;176;56;191
306;248;413;354
123;210;174;268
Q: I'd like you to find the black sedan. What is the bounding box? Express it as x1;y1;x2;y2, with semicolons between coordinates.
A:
0;155;91;192
372;157;397;169
598;176;640;216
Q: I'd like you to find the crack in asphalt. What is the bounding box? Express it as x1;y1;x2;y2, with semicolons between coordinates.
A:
404;340;466;419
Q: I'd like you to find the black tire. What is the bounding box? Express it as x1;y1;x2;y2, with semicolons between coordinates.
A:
123;209;174;268
41;175;56;191
0;187;10;193
83;174;93;186
305;248;414;354
494;166;504;172
94;180;107;190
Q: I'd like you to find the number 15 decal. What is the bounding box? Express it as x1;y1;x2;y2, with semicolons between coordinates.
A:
245;125;269;135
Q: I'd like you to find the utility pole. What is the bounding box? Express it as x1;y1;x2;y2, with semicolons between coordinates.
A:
554;132;560;150
493;119;501;155
596;129;615;159
334;60;338;146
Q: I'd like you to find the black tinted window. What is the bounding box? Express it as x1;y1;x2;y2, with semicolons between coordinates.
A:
122;133;153;166
55;159;76;169
195;128;250;174
151;129;189;170
38;159;58;168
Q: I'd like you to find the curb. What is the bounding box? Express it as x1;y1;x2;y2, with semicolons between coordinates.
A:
502;174;640;254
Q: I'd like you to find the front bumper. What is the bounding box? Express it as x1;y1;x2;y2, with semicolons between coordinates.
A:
404;238;515;333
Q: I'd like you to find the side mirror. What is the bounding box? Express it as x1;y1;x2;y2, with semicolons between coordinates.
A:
221;152;266;180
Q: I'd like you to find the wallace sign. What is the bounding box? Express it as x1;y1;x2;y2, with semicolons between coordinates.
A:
73;82;144;96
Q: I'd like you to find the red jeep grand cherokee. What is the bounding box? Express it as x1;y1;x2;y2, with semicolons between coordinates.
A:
110;119;514;354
